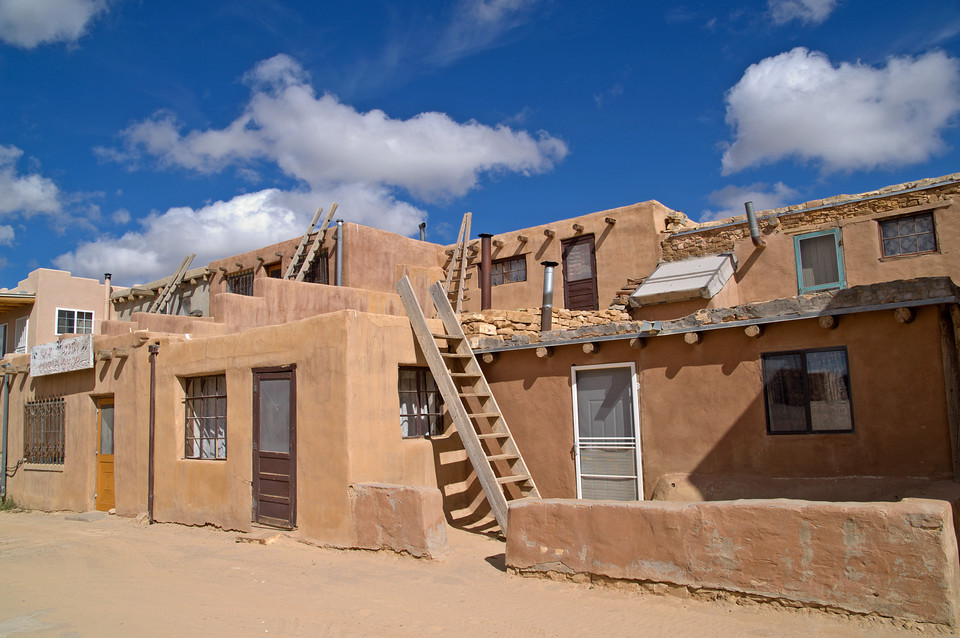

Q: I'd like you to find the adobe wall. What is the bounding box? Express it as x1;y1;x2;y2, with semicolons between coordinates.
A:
653;177;960;316
505;497;960;626
480;305;953;500
2;332;150;514
455;201;674;313
112;268;211;320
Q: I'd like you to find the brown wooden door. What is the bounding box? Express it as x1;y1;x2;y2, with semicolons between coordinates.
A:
95;398;115;511
562;234;599;310
253;366;297;528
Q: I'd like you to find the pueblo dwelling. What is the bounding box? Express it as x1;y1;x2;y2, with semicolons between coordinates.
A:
3;173;960;625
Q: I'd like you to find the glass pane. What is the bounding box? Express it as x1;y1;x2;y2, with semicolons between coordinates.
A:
581;476;637;501
564;242;593;282
400;415;413;438
259;378;290;453
883;238;901;256
763;354;807;432
580;447;636;477
880;219;899;239
899;235;918;254
99;404;114;455
806;350;852;431
916;214;934;233
576;368;634;439
799;234;839;288
898;217;916;235
918;232;935;252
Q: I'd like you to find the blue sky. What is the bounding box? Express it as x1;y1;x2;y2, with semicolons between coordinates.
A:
1;0;959;287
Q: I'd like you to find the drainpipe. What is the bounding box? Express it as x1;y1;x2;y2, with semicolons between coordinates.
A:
335;220;344;287
147;344;159;523
479;233;493;310
418;222;426;241
103;273;113;322
1;368;9;503
744;201;766;248
540;261;559;332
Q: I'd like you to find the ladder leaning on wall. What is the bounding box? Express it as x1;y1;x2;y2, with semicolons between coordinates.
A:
443;212;471;314
395;276;540;534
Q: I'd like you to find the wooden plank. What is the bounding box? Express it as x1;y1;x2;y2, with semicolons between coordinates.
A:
452;213;471;313
395;275;511;531
444;213;469;295
295;202;339;281
149;253;195;313
283;205;326;279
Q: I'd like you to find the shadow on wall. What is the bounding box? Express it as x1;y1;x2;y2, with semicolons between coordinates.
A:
429;430;499;535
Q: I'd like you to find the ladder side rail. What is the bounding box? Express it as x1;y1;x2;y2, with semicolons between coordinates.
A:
284;205;326;279
396;276;510;530
443;214;468;293
453;213;471;313
295;203;339;281
428;281;541;498
158;254;195;315
149;254;192;313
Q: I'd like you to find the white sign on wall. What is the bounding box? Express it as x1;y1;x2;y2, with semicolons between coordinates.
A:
30;335;94;377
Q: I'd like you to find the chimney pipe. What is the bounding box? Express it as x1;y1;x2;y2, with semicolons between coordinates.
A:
744;201;766;247
418;222;426;241
479;233;493;310
540;261;559;332
103;273;113;322
335;220;344;286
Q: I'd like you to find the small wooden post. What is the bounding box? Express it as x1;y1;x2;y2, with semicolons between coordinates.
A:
744;325;763;338
535;346;553;358
684;332;701;345
582;342;600;354
481;352;498;364
894;307;916;324
819;315;838;330
629;337;646;349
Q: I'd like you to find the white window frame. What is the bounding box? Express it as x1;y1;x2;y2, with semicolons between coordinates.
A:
14;317;27;354
570;362;643;500
55;308;94;335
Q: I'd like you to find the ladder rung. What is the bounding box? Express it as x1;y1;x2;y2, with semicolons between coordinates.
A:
486;453;519;462
441;353;472;359
469;412;500;419
459;392;490;397
496;474;531;485
432;333;463;340
477;432;510;440
451;372;481;378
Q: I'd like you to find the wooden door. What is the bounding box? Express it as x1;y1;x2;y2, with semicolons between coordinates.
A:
95;398;115;511
252;367;297;528
561;235;599;310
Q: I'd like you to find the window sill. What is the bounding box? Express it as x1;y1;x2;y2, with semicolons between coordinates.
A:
878;251;938;262
24;463;64;472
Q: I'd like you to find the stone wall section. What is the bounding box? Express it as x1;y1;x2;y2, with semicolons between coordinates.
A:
662;174;960;261
460;307;631;348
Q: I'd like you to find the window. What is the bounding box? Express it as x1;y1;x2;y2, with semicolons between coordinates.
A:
762;347;853;434
56;308;93;335
265;262;282;279
399;367;444;438
184;375;227;459
880;212;936;258
303;251;329;284
0;323;6;357
225;270;254;296
14;317;27;353
24;396;65;464
491;255;526;286
795;229;844;293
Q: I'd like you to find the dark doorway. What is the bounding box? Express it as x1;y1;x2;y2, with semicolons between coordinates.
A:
252;366;297;528
561;234;599;310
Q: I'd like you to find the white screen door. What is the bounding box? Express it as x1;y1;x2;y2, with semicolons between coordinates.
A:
572;364;642;500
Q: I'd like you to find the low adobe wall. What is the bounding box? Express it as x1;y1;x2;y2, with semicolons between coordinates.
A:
348;483;449;558
505;498;960;627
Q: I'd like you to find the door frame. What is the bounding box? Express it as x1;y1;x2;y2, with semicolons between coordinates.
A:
252;365;298;528
560;234;599;311
570;362;643;500
95;397;115;511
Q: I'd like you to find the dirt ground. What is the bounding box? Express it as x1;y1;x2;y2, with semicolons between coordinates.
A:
0;510;956;638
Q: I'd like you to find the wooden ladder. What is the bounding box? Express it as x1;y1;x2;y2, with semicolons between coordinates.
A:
396;276;540;533
149;253;195;314
443;212;471;313
284;203;338;280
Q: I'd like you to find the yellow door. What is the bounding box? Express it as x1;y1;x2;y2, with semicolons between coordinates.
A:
96;398;115;511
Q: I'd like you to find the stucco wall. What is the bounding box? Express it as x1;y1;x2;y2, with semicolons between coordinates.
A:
480;305;953;500
505;497;960;626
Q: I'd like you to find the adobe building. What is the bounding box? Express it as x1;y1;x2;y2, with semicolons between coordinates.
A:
3;173;960;625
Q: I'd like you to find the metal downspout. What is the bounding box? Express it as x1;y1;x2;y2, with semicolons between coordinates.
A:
540;261;559;331
335;220;344;287
147;344;159;522
419;222;426;241
479;233;493;310
1;370;9;502
744;201;766;247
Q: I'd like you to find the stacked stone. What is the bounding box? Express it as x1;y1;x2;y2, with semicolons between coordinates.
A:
460;307;631;349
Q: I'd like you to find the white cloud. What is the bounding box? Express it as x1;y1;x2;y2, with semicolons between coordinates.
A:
700;182;799;222
0;0;107;48
53;184;427;285
101;54;568;203
768;0;837;25
0;224;13;245
429;0;541;66
111;208;130;224
0;145;61;216
721;48;960;175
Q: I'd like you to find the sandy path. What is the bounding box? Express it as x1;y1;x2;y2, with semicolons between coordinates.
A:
0;511;952;637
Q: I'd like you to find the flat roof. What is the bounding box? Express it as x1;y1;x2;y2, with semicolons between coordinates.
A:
0;292;35;313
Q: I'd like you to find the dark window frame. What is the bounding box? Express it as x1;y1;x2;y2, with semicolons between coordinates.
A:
761;346;854;435
878;211;938;258
398;367;444;438
183;374;228;460
490;255;527;286
303;250;330;284
225;270;254;296
24;396;65;464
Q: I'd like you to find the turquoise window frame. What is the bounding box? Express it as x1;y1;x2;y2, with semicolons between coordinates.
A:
794;229;845;294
